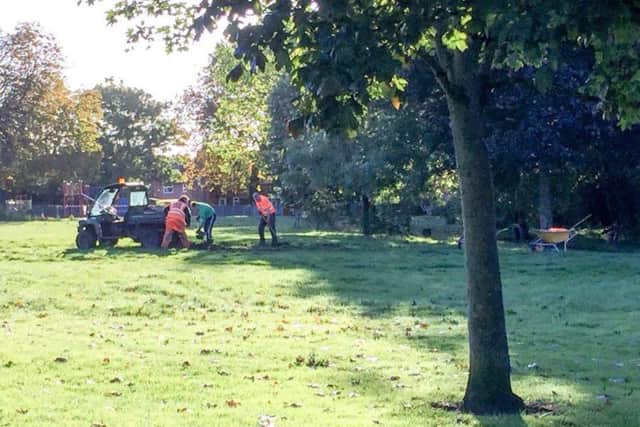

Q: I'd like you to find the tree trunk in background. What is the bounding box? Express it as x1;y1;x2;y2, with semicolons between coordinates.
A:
538;170;552;229
362;194;371;236
443;49;523;415
0;188;6;214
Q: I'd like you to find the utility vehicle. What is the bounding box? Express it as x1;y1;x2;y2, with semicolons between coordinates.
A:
75;179;166;250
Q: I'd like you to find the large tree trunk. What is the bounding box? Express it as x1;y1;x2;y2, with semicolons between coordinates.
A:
538;170;553;229
442;50;523;415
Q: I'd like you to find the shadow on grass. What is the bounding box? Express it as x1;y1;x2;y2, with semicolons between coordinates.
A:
61;228;640;425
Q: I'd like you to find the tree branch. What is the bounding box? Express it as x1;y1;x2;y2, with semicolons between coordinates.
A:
424;54;468;104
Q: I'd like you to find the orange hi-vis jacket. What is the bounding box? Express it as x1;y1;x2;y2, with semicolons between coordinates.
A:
255;195;276;215
166;200;188;232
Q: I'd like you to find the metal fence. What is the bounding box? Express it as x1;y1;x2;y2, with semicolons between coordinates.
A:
8;203;283;219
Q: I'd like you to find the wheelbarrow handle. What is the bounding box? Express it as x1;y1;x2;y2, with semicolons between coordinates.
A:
571;214;592;230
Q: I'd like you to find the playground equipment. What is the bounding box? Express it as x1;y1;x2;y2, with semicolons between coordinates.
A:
62;181;91;217
529;214;592;252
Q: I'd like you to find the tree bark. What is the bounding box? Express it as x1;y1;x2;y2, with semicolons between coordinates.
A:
0;188;6;214
362;194;371;236
441;49;523;415
538;170;553;229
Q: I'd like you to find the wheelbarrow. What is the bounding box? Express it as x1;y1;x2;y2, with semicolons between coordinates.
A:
529;214;592;252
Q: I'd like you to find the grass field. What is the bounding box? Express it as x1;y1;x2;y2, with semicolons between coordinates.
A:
1;219;639;426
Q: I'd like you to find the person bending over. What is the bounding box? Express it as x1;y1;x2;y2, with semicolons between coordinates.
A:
191;200;217;246
162;195;191;249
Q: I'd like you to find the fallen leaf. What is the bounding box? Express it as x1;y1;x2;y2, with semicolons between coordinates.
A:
91;423;106;427
110;377;122;384
287;402;303;408
107;391;122;397
182;360;191;368
177;407;188;413
258;414;277;427
195;331;205;336
3;361;14;368
389;375;400;381
225;326;233;333
16;408;29;414
217;368;230;376
102;358;110;365
202;383;214;388
226;399;240;408
54;357;68;363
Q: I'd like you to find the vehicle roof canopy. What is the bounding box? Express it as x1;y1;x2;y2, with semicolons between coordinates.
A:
103;183;148;192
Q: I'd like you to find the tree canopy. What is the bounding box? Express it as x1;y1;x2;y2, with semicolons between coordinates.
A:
0;23;102;201
181;44;280;195
95;80;186;185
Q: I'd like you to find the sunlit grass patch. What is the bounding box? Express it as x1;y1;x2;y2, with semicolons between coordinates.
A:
1;220;638;426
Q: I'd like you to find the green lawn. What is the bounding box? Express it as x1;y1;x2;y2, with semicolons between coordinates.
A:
1;219;639;426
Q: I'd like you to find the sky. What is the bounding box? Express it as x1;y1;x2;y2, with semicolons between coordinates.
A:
0;0;222;101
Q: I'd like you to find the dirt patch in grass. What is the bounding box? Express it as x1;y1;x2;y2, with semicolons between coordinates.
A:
430;400;561;415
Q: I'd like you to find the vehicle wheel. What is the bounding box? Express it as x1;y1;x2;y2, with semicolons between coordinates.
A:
76;229;97;250
99;239;118;248
141;229;162;249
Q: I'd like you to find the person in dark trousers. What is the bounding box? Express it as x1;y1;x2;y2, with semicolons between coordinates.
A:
191;201;216;245
253;192;277;246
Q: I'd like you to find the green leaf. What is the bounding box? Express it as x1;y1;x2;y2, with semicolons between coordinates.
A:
391;75;408;91
441;29;468;52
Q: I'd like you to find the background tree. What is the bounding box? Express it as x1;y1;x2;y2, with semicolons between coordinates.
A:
0;23;64;202
180;44;280;195
95;80;185;184
90;0;640;414
1;23;102;202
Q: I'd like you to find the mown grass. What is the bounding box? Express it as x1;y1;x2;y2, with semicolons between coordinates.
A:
0;218;639;426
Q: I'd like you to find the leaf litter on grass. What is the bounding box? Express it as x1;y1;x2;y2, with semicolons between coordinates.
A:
3;220;640;426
